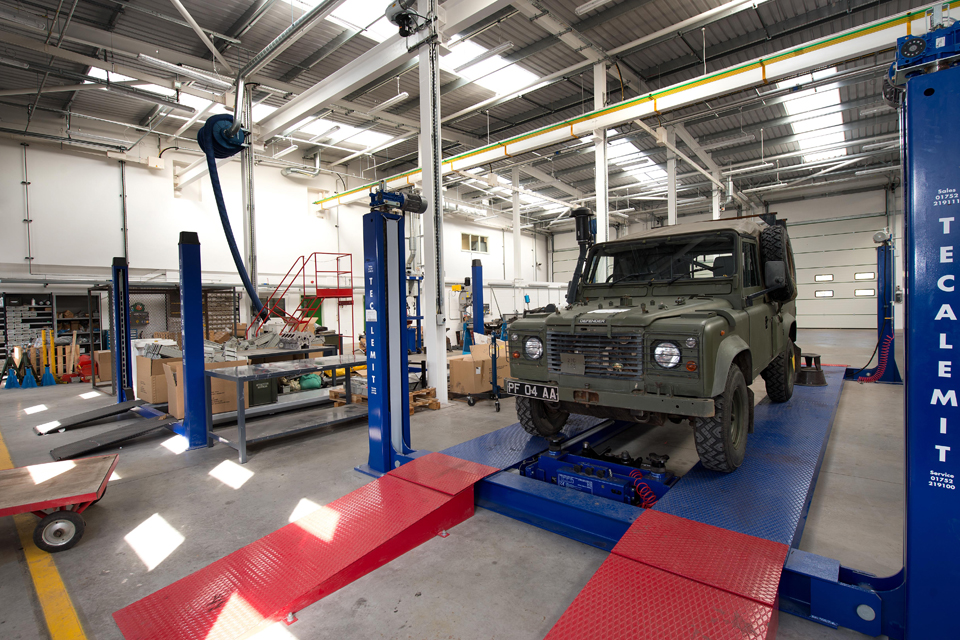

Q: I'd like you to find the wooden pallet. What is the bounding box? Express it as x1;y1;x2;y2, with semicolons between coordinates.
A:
330;387;440;414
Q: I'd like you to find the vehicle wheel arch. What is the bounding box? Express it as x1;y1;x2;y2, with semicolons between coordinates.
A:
709;336;751;397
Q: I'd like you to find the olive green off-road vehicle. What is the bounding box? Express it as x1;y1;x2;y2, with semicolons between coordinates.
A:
506;215;798;472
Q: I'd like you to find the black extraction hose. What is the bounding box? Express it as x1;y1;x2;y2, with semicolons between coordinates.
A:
196;114;265;316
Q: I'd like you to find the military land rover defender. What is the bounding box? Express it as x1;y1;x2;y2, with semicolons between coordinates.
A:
506;212;798;473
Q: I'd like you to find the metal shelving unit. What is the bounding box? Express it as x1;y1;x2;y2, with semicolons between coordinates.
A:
3;294;54;352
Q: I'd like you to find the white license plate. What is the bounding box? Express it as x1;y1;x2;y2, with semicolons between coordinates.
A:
505;380;559;401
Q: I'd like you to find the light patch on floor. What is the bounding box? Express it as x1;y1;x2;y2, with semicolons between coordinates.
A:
288;498;322;523
124;514;185;571
160;435;189;454
27;460;75;484
24;404;48;415
110;471;121;481
248;622;299;640
293;505;340;542
34;420;61;434
79;391;101;399
209;460;254;489
204;592;262;640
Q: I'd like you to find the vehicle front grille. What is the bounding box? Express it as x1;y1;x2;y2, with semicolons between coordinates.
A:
547;331;643;379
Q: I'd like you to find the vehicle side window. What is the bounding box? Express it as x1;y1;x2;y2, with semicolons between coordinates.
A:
742;240;761;288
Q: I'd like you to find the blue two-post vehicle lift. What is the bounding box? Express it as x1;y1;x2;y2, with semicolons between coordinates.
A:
356;24;960;637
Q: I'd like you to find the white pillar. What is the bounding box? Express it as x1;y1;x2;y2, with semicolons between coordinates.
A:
419;0;447;404
240;85;257;324
666;127;677;226
593;62;609;243
712;170;722;220
512;167;521;277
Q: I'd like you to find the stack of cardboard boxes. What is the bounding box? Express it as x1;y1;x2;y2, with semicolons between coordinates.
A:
448;340;510;396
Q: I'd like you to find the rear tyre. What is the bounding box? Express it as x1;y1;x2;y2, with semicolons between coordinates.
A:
694;366;750;473
762;338;795;403
760;225;797;303
34;510;84;553
516;396;569;437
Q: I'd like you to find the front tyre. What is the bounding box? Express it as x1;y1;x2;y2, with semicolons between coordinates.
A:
762;338;795;403
694;366;750;473
516;396;569;437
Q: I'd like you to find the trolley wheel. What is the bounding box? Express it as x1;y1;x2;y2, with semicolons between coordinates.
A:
466;396;476;406
495;400;501;412
34;510;85;553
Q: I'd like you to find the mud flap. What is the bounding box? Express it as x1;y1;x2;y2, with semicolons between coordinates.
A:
747;387;756;433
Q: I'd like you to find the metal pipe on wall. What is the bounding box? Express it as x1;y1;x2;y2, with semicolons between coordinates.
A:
21;143;34;275
120;160;129;259
241;85;258;322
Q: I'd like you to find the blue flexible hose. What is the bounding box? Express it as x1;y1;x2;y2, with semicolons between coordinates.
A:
197;114;265;316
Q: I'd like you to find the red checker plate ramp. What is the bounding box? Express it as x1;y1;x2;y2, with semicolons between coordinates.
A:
113;474;473;640
387;451;500;495
544;554;778;640
613;510;789;606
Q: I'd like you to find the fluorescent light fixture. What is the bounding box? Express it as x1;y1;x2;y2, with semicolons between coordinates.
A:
699;133;757;151
0;8;46;30
722;162;774;176
273;144;300;159
0;55;29;69
575;0;615;16
453;42;515;73
855;166;900;176
136;54;232;91
366;92;409;114
855;272;876;280
815;274;834;282
815;290;834;298
308;125;340;143
855;289;877;297
859;105;894;117
520;224;534;229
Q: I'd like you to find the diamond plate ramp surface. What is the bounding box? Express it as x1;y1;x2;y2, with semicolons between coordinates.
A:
441;414;602;469
613;510;788;607
544;554;777;640
653;367;845;545
113;471;473;640
387;452;499;495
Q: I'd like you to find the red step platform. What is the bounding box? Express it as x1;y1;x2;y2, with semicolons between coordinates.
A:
113;453;498;640
545;510;789;640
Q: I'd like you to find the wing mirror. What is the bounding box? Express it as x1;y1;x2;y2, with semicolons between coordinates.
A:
764;261;787;289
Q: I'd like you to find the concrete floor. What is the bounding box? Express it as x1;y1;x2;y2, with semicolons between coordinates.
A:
0;328;903;640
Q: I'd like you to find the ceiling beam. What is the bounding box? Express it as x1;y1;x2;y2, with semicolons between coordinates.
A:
520;165;583;199
256;0;515;140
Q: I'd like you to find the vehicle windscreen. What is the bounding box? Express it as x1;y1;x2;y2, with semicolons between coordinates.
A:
584;232;737;286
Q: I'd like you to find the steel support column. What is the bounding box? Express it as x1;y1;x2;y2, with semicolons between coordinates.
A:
110;257;133;402
512;165;522;311
177;232;208;450
593;62;609;243
240;85;258;324
419;0;448;404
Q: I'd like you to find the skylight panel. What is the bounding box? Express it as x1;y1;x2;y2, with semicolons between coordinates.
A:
252;103;277;121
440;40;540;95
283;0;393;42
777;68;846;163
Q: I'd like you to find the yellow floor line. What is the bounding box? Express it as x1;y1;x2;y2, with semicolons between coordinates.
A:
0;428;88;640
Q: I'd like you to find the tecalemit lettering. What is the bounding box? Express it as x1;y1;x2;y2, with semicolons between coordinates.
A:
577;308;628;324
929;214;958;476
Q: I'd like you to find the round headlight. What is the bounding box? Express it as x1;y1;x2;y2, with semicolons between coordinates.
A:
524;336;544;360
685;337;698;349
654;342;681;368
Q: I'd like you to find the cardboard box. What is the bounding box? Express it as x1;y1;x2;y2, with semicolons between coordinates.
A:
94;350;113;384
234;323;248;337
209;330;233;344
470;340;510;387
163;359;250;419
136;355;181;403
448;355;487;395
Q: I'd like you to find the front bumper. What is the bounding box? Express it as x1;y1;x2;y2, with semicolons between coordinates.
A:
507;378;716;418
